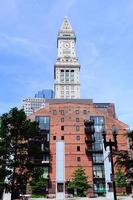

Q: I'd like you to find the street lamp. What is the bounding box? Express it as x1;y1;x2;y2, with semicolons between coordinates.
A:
102;125;118;200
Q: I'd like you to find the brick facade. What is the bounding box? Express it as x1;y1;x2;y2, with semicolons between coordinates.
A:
29;99;128;195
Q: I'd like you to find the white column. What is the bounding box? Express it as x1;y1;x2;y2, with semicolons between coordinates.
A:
56;141;65;200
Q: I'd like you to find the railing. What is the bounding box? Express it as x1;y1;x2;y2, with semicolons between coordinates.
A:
84;120;95;134
85;136;95;143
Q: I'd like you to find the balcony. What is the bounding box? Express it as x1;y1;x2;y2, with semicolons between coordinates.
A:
86;147;103;154
85;127;95;134
84;120;95;134
41;160;50;164
93;161;104;165
84;120;94;127
85;137;95;143
30;158;50;166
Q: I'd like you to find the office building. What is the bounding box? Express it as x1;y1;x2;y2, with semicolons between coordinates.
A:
22;98;47;116
23;90;53;116
35;89;54;99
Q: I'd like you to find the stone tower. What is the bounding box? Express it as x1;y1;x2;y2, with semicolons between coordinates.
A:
54;16;80;99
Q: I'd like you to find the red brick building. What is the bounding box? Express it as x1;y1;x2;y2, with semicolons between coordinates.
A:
29;99;128;196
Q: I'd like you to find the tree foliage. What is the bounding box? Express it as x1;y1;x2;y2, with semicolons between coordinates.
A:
114;131;133;180
67;167;91;196
30;167;48;196
0;107;40;198
115;169;127;187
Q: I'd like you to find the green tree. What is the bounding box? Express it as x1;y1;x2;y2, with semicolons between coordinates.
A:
114;131;133;179
115;169;127;187
67;167;91;197
30;167;48;196
0;108;40;200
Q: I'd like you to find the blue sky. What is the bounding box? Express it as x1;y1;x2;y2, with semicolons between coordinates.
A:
0;0;133;128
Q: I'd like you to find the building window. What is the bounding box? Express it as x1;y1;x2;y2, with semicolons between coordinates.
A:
77;157;81;162
93;154;104;163
35;116;50;131
92;143;103;151
93;165;105;178
71;86;74;90
76;125;80;131
61;118;64;122
90;116;104;125
77;146;80;151
70;70;74;82
53;110;57;115
76;135;80;141
53;136;56;140
94;132;102;141
75;110;79;114
60;110;64;115
61;136;64;140
61;126;64;131
60;70;64;82
61;91;64;95
66;86;69;90
76;118;79;122
65;70;69;82
83;110;87;114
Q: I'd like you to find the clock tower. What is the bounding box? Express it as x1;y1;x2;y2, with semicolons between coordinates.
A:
54;16;80;99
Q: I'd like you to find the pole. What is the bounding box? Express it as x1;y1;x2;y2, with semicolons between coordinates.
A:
110;140;117;200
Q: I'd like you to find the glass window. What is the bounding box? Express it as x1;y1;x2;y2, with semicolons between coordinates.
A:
94;132;102;141
42;154;49;161
76;118;79;122
60;70;64;82
53;110;57;115
92;143;103;151
70;70;74;82
93;165;105;178
76;125;80;131
95;125;102;132
61;136;64;140
75;110;79;114
93;154;104;163
57;183;63;192
36;116;50;131
61;91;64;95
53;136;56;140
61;126;64;131
77;146;80;151
71;86;74;90
61;118;64;122
76;135;80;141
83;110;87;114
65;70;69;82
60;110;64;115
66;86;69;90
77;157;81;162
90;116;104;125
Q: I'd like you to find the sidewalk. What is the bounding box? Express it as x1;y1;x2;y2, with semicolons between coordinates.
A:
31;196;132;200
67;196;132;200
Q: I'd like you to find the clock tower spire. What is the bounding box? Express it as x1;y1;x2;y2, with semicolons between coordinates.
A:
54;17;80;99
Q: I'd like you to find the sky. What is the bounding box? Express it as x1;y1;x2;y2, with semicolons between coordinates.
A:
0;0;133;128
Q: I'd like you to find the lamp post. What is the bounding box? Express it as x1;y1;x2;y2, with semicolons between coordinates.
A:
102;125;118;200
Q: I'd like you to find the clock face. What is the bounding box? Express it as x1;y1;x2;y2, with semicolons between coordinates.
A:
63;42;70;48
